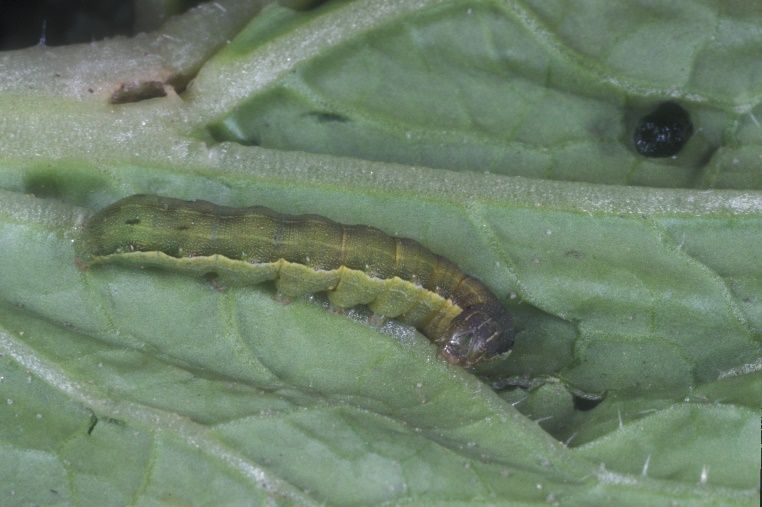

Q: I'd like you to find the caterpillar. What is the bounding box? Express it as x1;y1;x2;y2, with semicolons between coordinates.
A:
77;194;515;367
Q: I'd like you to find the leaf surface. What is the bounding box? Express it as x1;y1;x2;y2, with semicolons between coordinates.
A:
0;1;759;505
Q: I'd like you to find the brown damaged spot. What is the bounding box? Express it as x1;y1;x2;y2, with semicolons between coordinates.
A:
108;73;190;104
564;249;585;259
109;80;167;103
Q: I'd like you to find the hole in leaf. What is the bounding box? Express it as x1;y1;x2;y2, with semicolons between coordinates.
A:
633;102;693;158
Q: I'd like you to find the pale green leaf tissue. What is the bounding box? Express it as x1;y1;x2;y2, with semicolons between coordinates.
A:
0;1;759;505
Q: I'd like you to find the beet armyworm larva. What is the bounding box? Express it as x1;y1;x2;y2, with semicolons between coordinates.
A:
77;194;515;367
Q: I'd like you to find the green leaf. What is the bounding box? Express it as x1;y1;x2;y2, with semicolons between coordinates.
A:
0;0;760;505
574;402;758;490
199;0;762;188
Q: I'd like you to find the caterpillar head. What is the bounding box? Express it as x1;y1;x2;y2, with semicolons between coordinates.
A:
440;305;514;367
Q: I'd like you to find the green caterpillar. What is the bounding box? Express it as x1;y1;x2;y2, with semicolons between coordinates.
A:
77;194;515;367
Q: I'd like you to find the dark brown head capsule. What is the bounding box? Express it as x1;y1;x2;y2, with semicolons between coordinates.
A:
440;304;515;367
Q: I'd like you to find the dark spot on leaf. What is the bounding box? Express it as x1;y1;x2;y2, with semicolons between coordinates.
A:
204;272;226;291
87;413;98;435
24;172;62;198
572;394;603;411
167;73;191;95
304;111;350;123
279;0;330;10
633;102;693;158
24;168;107;203
125;218;140;225
174;224;190;231
564;249;584;259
